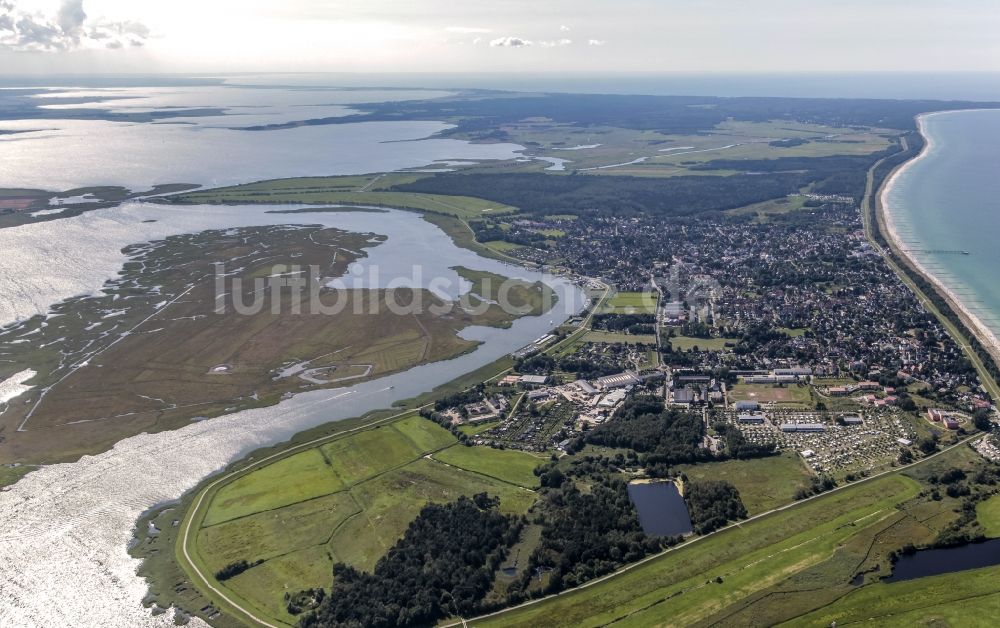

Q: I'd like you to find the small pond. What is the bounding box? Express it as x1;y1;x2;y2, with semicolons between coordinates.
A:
886;537;1000;583
627;481;693;537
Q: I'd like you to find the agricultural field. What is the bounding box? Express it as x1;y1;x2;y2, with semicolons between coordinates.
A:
601;291;658;314
674;453;813;515
187;414;540;625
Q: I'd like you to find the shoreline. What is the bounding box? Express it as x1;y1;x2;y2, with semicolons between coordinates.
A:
879;110;1000;367
0;204;586;626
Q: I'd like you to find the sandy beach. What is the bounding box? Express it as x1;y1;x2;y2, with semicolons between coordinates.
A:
879;111;1000;366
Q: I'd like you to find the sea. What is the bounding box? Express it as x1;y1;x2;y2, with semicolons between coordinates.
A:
882;109;1000;354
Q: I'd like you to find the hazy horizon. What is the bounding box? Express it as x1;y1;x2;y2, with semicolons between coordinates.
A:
4;71;1000;102
2;1;998;76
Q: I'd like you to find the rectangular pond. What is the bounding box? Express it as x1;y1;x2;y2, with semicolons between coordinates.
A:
627;480;693;537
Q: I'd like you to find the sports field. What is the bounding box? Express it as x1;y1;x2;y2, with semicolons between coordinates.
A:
600;291;658;314
188;414;541;624
729;383;813;407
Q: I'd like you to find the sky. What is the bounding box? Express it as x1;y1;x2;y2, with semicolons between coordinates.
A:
1;0;999;75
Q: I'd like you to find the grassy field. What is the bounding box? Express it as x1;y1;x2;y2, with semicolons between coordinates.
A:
485;240;525;253
473;474;921;627
674;453;813;515
326;457;537;569
582;330;657;344
537;229;566;238
169;174;518;220
977;493;1000;538
431;444;544;488
454;266;555;321
778;327;809;338
480;120;892;179
730;383;813;406
725;194;809;222
458;421;500;436
0;464;35;489
668;335;732;352
785;564;1000;627
189;414;540;625
601;291;657;314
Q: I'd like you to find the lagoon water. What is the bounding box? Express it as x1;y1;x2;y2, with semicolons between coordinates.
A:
0;81;570;625
883;109;1000;354
0;202;586;626
0;85;524;190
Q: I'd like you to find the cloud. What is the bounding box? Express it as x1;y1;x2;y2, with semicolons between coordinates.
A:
445;26;492;34
539;38;572;48
57;0;86;40
588;39;607;46
490;36;531;48
560;25;571;32
0;0;148;52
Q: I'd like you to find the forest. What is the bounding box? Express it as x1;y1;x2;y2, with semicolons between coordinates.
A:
683;480;748;534
592;313;657;334
508;474;663;598
584;399;710;466
393;171;804;217
302;494;521;628
692;146;902;201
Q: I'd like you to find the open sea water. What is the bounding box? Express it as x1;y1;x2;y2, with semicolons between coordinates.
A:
883;109;1000;352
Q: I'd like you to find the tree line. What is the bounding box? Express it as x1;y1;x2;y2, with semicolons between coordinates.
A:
302;494;521;628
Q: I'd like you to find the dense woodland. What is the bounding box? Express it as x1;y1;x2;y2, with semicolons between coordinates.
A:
302;494;521;628
509;474;663;597
592;313;657;334
584;398;710;465
394;171;805;217
691;147;902;201
683;480;748;534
